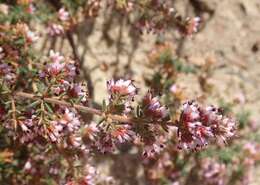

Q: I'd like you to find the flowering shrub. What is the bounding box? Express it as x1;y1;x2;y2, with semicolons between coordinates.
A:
0;1;259;185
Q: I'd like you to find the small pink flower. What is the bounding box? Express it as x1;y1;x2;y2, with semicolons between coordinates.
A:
69;83;88;102
142;92;169;121
111;125;135;143
83;122;99;141
26;30;39;43
59;108;81;132
0;63;17;84
143;142;165;158
180;17;201;36
27;3;35;14
45;50;65;76
200;159;226;185
65;60;77;78
47;23;64;36
58;8;69;21
47;121;63;142
107;79;137;99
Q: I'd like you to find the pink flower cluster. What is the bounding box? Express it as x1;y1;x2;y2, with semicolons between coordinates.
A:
12;107;82;144
199;158;227;185
0;63;17;84
177;101;236;150
47;23;64;36
40;50;87;102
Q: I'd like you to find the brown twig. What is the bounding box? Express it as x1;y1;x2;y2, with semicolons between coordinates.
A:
14;92;134;123
11;97;17;130
14;92;174;126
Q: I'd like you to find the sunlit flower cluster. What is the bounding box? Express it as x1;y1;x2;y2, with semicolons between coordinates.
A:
177;101;236;150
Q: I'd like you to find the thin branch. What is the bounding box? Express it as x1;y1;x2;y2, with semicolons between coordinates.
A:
14;92;134;123
14;92;174;127
11;97;17;130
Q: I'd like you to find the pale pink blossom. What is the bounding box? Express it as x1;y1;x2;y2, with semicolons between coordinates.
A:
47;23;64;36
59;108;81;132
69;83;88;102
83;122;99;141
27;3;35;14
177;101;236;150
111;125;135;143
58;8;69;21
107;79;137;99
26;30;39;43
142;92;169;121
0;63;17;84
45;50;65;76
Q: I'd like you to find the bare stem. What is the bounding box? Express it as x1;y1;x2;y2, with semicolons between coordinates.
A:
11;97;17;130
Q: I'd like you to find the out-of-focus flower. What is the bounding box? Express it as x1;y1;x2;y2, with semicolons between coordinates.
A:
177;101;236;150
44;50;65;76
47;23;64;36
27;3;35;14
69;83;88;102
170;84;185;100
243;142;260;165
199;158;227;185
107;79;137;100
47;121;63;142
0;4;9;15
143;142;165;159
26;30;39;43
83;122;99;141
0;63;17;84
182;17;200;36
233;92;246;104
142;92;169;121
65;59;78;79
58;8;69;21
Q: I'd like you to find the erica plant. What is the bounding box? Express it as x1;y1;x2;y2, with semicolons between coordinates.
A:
0;1;257;185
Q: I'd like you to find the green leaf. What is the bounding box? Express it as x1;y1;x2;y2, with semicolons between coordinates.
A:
44;103;54;114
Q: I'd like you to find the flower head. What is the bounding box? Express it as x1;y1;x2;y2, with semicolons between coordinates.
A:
59;108;81;132
177;101;236;150
107;79;137;100
69;83;88;102
142;92;169;121
111;125;135;143
58;8;69;21
44;50;65;76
